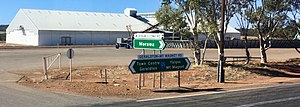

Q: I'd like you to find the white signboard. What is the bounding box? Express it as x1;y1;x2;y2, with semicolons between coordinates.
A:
134;33;164;39
137;53;184;59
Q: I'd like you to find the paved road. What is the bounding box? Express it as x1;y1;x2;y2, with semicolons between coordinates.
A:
0;82;128;107
0;47;299;107
89;83;300;107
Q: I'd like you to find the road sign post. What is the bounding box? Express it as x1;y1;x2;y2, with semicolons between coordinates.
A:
67;48;74;59
178;71;180;87
67;48;74;81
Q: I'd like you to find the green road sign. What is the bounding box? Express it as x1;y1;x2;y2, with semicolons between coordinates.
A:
128;57;190;74
133;39;166;50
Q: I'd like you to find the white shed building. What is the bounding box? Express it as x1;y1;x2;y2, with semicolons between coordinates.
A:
6;9;150;46
198;25;241;40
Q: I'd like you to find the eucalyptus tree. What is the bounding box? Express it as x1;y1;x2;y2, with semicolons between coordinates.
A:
288;0;300;28
156;0;203;65
247;0;290;63
155;3;190;40
272;0;300;40
287;0;300;53
156;0;240;66
235;0;255;64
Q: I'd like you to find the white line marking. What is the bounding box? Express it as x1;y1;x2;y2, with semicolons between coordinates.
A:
137;83;300;102
235;96;300;107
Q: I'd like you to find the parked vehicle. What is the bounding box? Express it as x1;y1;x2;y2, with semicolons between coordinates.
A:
115;38;132;49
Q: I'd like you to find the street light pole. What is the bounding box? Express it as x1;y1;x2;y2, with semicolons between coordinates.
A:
218;0;225;83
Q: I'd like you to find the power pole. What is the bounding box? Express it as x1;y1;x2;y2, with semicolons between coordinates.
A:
218;0;225;83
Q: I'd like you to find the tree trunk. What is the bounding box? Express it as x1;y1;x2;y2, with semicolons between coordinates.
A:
193;33;201;66
259;34;267;63
200;35;209;65
194;47;201;66
244;35;250;64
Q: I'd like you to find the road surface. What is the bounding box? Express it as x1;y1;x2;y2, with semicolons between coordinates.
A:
90;83;300;107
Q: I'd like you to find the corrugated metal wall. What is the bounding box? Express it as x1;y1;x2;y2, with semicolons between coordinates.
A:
38;30;128;46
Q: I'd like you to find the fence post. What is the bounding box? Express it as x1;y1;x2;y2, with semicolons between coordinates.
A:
58;53;61;69
105;69;107;84
43;57;48;80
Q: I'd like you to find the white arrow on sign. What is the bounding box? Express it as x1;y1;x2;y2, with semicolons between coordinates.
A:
159;40;165;49
185;58;191;69
129;60;136;74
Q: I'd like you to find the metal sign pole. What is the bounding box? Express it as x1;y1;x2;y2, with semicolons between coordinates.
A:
70;58;72;82
138;49;145;89
142;49;145;87
178;71;180;87
159;50;162;89
67;48;74;82
153;50;156;88
138;74;141;89
143;73;145;87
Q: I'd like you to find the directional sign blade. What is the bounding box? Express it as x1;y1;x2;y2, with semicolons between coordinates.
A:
128;57;191;74
134;33;164;39
133;39;166;50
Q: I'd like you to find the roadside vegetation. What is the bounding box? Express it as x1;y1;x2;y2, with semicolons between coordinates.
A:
156;0;300;64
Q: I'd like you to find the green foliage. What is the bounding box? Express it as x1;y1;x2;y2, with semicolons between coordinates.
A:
157;0;240;37
274;26;297;39
155;5;189;37
246;0;293;37
157;0;201;37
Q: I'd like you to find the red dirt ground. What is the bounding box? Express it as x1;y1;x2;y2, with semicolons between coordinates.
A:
18;58;300;99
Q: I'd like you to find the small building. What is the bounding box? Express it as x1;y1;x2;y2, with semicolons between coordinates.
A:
6;9;150;46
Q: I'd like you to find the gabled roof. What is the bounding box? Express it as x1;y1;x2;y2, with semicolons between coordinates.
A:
19;9;151;32
226;25;240;34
